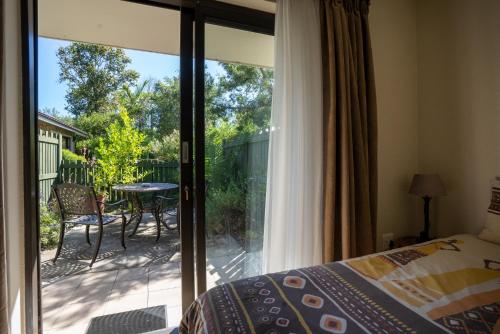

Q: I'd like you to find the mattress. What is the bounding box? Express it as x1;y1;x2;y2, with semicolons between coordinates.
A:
180;234;500;333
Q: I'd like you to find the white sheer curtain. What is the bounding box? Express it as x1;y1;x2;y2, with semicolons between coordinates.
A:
262;0;323;273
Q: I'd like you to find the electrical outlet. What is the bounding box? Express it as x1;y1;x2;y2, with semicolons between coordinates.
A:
382;233;394;250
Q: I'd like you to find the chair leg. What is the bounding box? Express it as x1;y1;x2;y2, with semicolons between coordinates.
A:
53;222;66;264
89;225;103;267
85;225;91;245
129;212;142;237
155;211;161;242
121;216;127;250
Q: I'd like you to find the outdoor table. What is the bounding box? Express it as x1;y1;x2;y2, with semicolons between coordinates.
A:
112;182;179;241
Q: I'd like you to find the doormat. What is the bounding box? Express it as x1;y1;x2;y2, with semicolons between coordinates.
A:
86;305;167;334
143;328;179;334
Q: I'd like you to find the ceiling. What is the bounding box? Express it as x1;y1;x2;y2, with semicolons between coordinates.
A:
38;0;274;67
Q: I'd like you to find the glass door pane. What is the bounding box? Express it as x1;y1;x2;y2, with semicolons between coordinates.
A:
36;2;192;332
202;24;274;290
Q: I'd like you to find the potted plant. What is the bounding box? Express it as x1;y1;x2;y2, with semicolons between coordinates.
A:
92;166;110;213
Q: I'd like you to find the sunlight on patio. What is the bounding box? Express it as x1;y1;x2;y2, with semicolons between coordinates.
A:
41;213;260;334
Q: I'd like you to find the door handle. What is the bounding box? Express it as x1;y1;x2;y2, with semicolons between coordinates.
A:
184;185;189;201
182;141;189;163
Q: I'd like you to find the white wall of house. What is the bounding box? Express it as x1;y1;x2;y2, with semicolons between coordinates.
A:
3;0;25;333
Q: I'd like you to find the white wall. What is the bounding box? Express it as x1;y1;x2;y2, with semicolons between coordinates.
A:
3;0;25;333
417;0;500;237
370;0;419;249
369;0;500;244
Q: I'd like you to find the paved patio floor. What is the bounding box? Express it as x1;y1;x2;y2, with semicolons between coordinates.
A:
41;213;261;334
41;214;181;334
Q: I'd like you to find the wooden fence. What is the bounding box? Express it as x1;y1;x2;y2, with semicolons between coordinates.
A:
38;128;269;223
222;132;269;250
58;160;179;201
38;146;179;202
39;130;62;202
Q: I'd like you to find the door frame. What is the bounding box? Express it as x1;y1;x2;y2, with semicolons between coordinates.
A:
192;1;274;296
21;0;41;332
21;0;274;332
179;6;196;311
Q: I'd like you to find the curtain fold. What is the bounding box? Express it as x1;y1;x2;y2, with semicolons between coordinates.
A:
263;0;323;273
0;0;9;331
321;0;377;262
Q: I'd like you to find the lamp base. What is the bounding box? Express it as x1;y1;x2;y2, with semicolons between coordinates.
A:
418;196;432;243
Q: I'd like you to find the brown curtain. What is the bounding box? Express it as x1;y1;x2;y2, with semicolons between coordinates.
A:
321;0;377;262
0;0;8;332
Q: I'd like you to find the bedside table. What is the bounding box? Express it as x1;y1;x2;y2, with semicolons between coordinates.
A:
389;236;419;249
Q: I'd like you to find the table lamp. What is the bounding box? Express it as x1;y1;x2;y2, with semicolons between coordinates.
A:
409;174;446;242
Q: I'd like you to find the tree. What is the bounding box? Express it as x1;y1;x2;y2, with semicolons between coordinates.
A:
57;42;139;117
117;80;153;132
93;109;148;195
73;111;119;152
210;63;273;131
147;71;219;141
149;76;180;139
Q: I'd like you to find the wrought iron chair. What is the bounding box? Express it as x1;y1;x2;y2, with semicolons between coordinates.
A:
154;196;180;235
128;193;179;241
52;183;128;267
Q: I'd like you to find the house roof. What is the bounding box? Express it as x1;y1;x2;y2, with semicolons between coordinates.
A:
38;112;89;138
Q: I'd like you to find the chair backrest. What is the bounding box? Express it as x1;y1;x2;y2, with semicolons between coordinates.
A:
52;183;99;217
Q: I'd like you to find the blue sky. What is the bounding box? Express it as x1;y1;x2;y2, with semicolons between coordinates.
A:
38;37;223;116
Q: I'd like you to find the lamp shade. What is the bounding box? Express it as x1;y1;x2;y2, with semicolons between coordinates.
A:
409;174;446;197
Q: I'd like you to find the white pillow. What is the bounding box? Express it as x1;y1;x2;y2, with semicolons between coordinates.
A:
478;213;500;244
478;178;500;244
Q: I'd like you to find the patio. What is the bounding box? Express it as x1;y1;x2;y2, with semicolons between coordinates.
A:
40;212;261;334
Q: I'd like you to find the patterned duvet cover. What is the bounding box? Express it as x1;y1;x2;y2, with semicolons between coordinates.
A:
180;234;500;333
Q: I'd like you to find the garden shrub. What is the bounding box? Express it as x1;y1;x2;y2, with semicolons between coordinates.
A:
93;109;149;196
206;181;246;239
40;200;60;250
62;149;86;162
149;129;180;162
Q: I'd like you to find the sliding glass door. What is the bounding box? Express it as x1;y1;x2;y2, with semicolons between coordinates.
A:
194;17;274;294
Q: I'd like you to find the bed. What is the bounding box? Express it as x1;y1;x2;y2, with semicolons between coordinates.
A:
180;234;500;333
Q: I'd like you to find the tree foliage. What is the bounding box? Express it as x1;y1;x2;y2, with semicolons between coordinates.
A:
93;109;148;195
149;77;180;139
149;130;180;162
62;149;86;163
57;42;139;117
73;111;119;152
117;80;153;132
209;63;273;131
